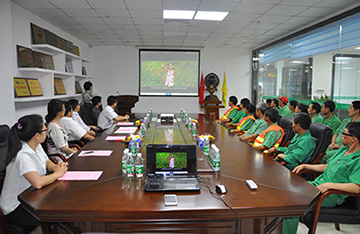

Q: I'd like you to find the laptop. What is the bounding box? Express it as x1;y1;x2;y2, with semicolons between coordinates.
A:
144;144;200;192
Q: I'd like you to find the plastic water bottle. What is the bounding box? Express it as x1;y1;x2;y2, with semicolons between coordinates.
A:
198;136;204;149
180;108;184;118
149;108;153;118
140;123;146;137
182;111;186;120
185;114;188;124
188;118;192;131
136;138;141;152
203;136;210;156
135;153;144;178
144;117;148;128
122;148;129;174
211;144;221;172
191;122;197;137
130;137;137;155
126;152;134;177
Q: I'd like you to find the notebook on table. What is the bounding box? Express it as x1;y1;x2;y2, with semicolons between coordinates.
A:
144;144;200;192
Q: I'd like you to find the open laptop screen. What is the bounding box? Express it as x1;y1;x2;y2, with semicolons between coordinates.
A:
146;144;197;176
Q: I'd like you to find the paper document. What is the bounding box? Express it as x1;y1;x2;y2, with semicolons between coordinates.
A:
114;127;137;134
116;122;134;126
105;136;126;141
57;171;103;180
78;150;113;157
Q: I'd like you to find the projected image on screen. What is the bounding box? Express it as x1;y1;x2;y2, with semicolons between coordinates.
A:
140;50;200;96
155;152;187;170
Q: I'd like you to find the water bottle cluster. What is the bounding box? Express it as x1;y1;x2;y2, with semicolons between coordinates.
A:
180;108;197;137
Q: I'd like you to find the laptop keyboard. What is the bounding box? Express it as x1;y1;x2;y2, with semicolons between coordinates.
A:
145;177;200;191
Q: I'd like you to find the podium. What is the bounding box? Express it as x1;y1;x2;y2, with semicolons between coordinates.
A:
201;99;224;120
115;95;139;115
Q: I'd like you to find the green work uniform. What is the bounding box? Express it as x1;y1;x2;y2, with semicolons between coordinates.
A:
312;113;323;124
277;131;316;171
283;146;360;234
239;117;255;131
262;123;283;149
231;110;246;124
227;108;238;121
322;114;341;134
322;118;360;163
279;105;291;117
290;112;296;118
243;118;269;138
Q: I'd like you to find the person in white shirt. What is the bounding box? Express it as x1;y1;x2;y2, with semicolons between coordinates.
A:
60;102;95;142
97;95;130;130
68;99;97;135
45;99;78;158
0;114;68;232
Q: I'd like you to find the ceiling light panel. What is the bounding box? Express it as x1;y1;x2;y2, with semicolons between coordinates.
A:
49;0;91;9
194;11;229;21
163;10;195;19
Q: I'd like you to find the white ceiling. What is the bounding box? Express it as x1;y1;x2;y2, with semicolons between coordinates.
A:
12;0;360;49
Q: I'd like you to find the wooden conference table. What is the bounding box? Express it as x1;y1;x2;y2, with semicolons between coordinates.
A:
19;114;320;234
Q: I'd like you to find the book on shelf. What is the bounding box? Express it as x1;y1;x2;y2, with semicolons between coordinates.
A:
75;81;82;94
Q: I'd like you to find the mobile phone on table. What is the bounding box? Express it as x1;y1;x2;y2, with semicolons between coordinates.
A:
164;194;177;206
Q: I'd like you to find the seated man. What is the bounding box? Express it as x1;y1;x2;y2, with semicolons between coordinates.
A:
271;98;279;109
265;98;272;107
321;100;341;133
90;96;102;125
60;102;95;143
295;103;308;113
98;95;130;130
278;96;291;117
267;113;316;171
253;107;284;152
240;102;269;142
224;98;250;129
215;96;239;125
283;121;360;234
230;103;256;135
321;100;360;163
308;102;323;123
68;99;97;135
289;100;298;117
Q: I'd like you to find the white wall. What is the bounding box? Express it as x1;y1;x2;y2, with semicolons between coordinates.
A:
312;52;333;99
10;2;90;121
0;0;15;126
91;46;251;115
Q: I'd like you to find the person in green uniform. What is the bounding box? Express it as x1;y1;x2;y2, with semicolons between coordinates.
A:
240;103;269;142
215;96;239;125
230;103;256;135
295;103;308;113
266;99;272;107
252;107;284;152
278;96;292;117
321;100;341;133
308;102;323;123
271;98;279;109
321;100;360;164
224;98;250;128
282;121;360;234
289;100;298;117
267;113;316;171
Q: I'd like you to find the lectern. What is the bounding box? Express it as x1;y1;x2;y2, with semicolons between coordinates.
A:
200;73;224;120
115;95;139;115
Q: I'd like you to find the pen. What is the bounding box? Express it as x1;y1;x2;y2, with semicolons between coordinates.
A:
83;151;95;155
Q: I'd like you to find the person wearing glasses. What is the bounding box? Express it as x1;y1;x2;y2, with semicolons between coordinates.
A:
321;100;360;163
0;114;68;233
282;121;360;234
45;99;78;158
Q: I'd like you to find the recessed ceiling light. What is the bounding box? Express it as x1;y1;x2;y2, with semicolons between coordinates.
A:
163;10;195;19
335;57;352;60
194;11;229;21
291;61;305;64
355;47;360;50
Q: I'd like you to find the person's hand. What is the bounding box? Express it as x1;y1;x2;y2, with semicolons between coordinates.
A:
53;161;68;178
330;144;341;150
224;123;231;128
125;114;130;120
316;183;333;193
328;143;335;150
88;130;96;136
90;125;99;131
292;164;306;174
71;147;78;153
267;147;277;154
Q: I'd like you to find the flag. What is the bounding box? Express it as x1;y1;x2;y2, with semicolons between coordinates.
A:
222;72;227;107
199;72;205;105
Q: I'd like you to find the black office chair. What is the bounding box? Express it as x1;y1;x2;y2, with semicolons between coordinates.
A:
298;169;360;234
278;116;294;147
308;122;332;164
79;103;93;125
0;125;10;191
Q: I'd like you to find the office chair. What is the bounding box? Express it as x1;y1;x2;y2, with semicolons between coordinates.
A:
278;116;294;147
79;103;93;125
298;170;360;234
307;122;332;164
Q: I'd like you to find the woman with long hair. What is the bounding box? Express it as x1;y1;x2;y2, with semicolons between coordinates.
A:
0;114;68;232
45;99;78;158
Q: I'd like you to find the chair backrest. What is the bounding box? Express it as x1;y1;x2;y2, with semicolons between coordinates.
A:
79;103;93;125
0;125;10;174
278;116;294;147
309;122;332;163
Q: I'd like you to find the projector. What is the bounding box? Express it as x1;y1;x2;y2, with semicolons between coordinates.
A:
160;114;174;123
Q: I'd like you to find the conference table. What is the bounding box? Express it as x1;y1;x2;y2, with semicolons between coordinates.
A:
19;114;320;234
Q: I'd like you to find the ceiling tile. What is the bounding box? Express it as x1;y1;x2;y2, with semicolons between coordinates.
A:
246;22;278;30
190;20;221;27
297;7;340;17
256;14;292;24
265;5;309;16
279;0;322;7
104;18;134;25
27;9;68;18
163;0;201;10
137;25;162;31
225;13;261;22
125;0;162;10
198;1;239;11
12;0;56;9
315;0;360;8
73;17;105;25
95;10;131;18
188;26;216;33
62;9;99;17
87;0;127;10
133;18;163;25
128;10;162;18
233;3;275;14
220;21;249;28
282;16;320;25
49;0;91;9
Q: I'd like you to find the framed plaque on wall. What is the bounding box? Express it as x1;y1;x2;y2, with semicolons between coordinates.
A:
27;78;43;96
54;78;66;95
14;77;31;97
